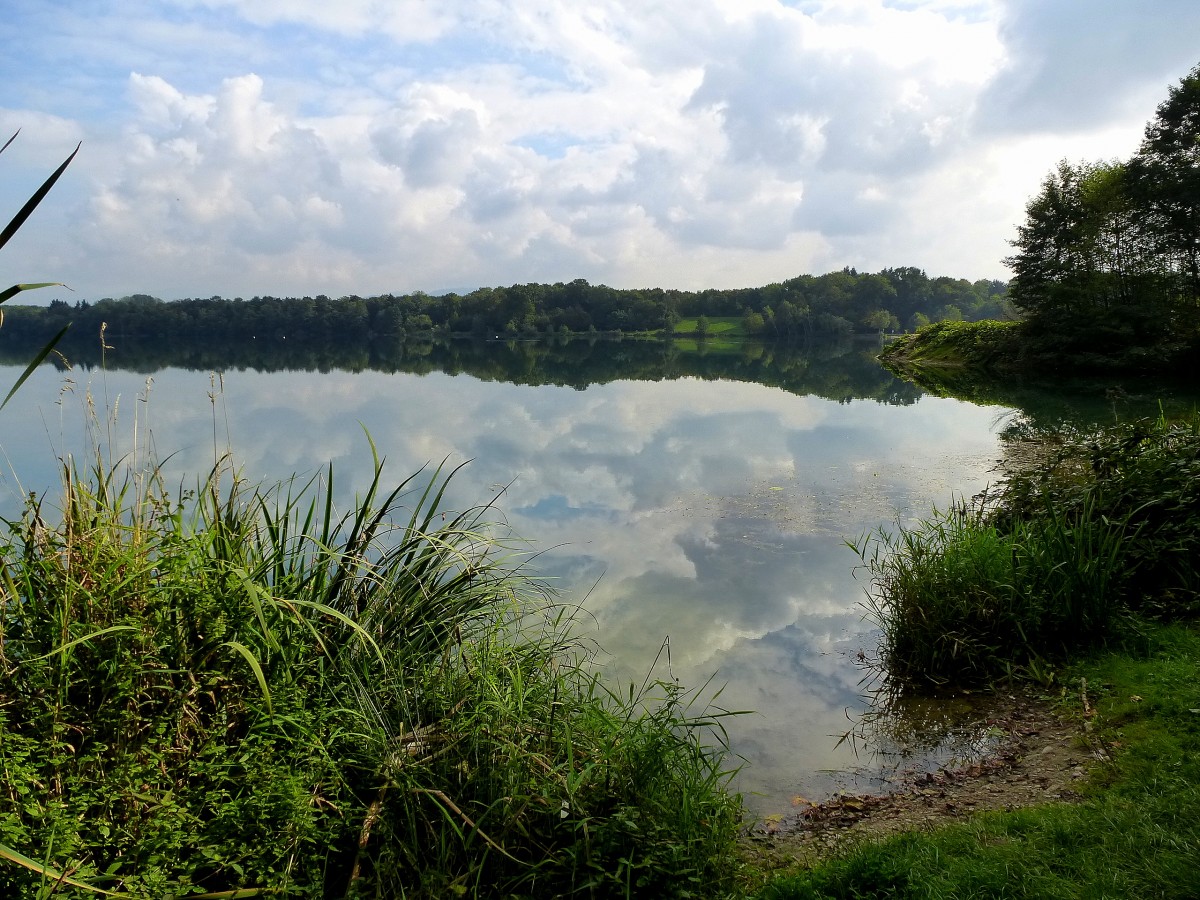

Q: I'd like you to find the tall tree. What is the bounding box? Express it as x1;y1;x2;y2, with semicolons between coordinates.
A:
1004;60;1200;363
1006;160;1111;322
1127;61;1200;302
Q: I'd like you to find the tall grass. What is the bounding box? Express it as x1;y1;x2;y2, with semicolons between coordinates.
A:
0;439;743;896
851;411;1200;689
0;131;78;408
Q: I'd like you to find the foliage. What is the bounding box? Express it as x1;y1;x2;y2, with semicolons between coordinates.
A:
0;131;78;407
877;320;1022;371
989;412;1200;618
1127;61;1200;300
0;447;743;897
3;266;1009;347
754;623;1200;899
851;411;1200;689
1005;61;1200;369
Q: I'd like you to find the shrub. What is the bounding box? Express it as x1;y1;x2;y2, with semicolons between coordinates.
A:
852;411;1200;689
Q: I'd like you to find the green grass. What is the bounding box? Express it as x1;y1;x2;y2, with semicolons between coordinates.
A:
850;496;1133;688
754;623;1200;899
673;317;748;339
0;440;743;897
849;411;1200;689
879;320;1021;370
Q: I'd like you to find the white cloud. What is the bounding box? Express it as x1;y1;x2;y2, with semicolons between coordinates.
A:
7;0;1197;298
980;0;1200;133
370;85;487;188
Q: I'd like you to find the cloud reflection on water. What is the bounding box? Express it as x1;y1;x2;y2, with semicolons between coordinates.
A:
2;363;1006;815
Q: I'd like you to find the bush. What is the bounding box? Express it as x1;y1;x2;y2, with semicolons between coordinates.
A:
852;411;1200;689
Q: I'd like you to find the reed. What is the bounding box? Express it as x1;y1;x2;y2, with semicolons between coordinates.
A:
852;498;1133;688
0;442;742;897
851;411;1200;689
0;131;78;407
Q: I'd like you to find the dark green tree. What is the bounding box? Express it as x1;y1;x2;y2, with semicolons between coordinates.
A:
1127;61;1200;301
1004;160;1162;328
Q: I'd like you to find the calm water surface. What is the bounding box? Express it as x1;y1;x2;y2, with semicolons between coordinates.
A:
0;344;1094;814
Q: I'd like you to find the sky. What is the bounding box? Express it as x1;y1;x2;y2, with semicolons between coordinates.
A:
2;0;1199;302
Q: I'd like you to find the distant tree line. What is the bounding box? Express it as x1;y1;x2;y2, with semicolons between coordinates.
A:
1006;60;1200;367
0;268;1008;349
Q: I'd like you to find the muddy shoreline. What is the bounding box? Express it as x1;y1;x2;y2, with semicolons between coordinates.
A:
740;687;1104;870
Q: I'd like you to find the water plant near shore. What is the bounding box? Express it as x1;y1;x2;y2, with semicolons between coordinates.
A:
0;444;743;897
851;410;1200;689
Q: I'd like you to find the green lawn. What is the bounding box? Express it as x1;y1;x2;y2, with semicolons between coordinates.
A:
673;316;748;338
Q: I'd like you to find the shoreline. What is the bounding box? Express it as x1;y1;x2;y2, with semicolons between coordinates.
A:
741;686;1101;870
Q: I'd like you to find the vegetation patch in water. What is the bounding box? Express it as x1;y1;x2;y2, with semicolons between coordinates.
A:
878;320;1022;372
850;411;1200;689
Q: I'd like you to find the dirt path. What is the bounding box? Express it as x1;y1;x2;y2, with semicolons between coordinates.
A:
740;687;1106;872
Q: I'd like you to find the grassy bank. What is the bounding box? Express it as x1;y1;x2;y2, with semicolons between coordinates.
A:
880;318;1200;379
0;448;742;898
851;411;1200;688
877;320;1022;372
752;411;1200;898
755;623;1200;899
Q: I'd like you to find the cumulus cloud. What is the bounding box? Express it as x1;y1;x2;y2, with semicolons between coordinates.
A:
370;86;487;187
979;0;1200;133
73;73;358;293
10;0;1199;298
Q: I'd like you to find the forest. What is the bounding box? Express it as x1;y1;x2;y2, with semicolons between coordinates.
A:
0;266;1009;347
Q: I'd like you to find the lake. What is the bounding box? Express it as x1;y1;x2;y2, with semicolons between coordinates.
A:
0;337;1183;815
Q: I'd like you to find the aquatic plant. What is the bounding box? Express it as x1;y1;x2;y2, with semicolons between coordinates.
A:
851;410;1200;688
851;497;1132;687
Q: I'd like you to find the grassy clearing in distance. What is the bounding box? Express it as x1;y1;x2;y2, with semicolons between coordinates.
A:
754;623;1200;900
0;436;744;897
673;316;749;338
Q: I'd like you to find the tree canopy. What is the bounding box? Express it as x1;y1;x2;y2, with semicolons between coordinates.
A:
1006;61;1200;366
2;267;1009;348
